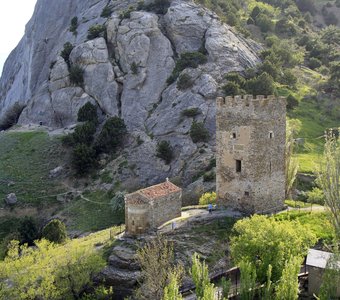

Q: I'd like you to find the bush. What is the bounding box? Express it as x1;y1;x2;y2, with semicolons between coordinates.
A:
69;16;78;34
42;219;67;244
72;144;97;175
223;82;242;96
60;42;74;67
307;187;325;205
131;62;139;74
280;69;298;86
110;191;126;213
77;102;98;125
0;102;25;131
101;5;112;18
177;73;194;90
260;60;279;80
69;64;84;87
168;52;207;83
156;141;173;164
87;24;106;40
190;121;210;143
225;72;246;87
199;192;217;205
286;94;299;110
245;72;275;96
95;117;127;154
72;122;96;146
308;57;322;70
142;0;171;14
256;13;274;32
181;108;201;117
296;0;316;15
18;217;39;246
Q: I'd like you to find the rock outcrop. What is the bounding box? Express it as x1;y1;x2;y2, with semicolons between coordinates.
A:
0;0;260;187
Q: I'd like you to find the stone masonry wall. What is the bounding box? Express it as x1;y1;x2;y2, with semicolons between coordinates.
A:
151;190;182;228
216;95;286;214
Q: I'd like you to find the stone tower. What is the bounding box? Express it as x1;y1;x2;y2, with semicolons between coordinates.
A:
216;95;286;214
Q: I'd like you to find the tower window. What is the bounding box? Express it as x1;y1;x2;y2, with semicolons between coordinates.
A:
245;191;249;196
269;131;274;139
232;133;237;139
236;160;242;172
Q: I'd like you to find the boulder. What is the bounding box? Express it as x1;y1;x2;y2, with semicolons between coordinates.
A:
49;166;64;178
5;193;17;205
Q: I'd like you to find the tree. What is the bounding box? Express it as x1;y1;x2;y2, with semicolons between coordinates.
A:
230;215;316;283
60;42;74;67
319;252;340;299
18;217;39;246
136;236;182;300
110;191;126;213
95;117;127;154
72;144;97;175
163;271;183;300
69;64;84;87
239;260;256;300
317;129;340;241
245;72;275;96
190;121;210;143
73;122;97;146
42;219;67;244
156;141;174;164
191;253;216;300
77;102;98;125
285;119;300;198
275;256;301;300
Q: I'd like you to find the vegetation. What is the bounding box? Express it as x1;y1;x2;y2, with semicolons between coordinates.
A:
141;0;171;14
95;117;127;154
42;219;67;244
69;16;78;35
239;260;256;300
60;42;74;67
199;192;216;205
191;253;214;299
0;227;121;299
69;64;84;87
77;102;98;125
181;107;201;117
230;214;316;282
72;143;97;175
110;191;126;213
87;24;106;40
101;5;112;18
190;121;210;143
177;73;194;90
156;140;174;164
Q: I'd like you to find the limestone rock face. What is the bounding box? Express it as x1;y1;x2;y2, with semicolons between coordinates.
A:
0;0;260;187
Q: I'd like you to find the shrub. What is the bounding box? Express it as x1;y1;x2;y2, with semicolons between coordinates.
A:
18;217;39;246
77;102;98;125
60;42;74;67
87;24;106;40
296;0;316;15
308;57;322;70
280;69;297;86
286;94;299;110
245;72;275;95
72;144;97;175
101;5;112;18
223;82;242;96
225;72;246;87
0;102;25;131
131;62;139;74
142;0;171;14
110;191;126;213
156;141;173;164
260;60;279;80
307;187;325;205
73;122;97;146
181;108;201;117
190;121;210;143
95;117;127;154
120;6;134;19
61;134;75;147
199;192;217;205
168;52;207;83
42;219;67;244
69;16;78;34
69;64;84;86
256;13;274;32
177;74;194;90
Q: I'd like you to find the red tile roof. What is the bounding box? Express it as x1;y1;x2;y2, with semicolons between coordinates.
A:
139;181;181;199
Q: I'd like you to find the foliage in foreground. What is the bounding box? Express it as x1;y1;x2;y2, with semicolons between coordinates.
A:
230;214;316;283
199;192;217;205
0;227;120;299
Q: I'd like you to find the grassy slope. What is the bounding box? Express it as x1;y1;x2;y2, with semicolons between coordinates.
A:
0;131;67;206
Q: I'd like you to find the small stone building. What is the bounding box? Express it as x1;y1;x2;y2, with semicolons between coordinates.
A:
216;95;286;214
125;180;182;235
306;249;340;297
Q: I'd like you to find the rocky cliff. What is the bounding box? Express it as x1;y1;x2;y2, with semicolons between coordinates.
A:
0;0;260;189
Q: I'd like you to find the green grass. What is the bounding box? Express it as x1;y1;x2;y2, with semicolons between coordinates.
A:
63;190;124;232
0;131;67;207
284;199;312;208
275;211;335;244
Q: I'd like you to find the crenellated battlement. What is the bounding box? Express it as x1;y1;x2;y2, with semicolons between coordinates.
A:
217;95;286;109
